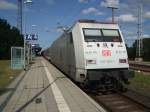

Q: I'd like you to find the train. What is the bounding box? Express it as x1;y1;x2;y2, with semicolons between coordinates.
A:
43;20;134;92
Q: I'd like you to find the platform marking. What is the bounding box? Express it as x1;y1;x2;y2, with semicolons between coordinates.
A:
65;76;107;112
42;61;71;112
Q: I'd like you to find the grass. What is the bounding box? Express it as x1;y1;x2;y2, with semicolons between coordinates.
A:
0;60;22;89
128;71;150;97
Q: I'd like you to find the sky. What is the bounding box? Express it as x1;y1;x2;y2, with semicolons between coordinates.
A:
0;0;150;49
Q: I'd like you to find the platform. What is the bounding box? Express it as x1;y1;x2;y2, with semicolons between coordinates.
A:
0;57;106;112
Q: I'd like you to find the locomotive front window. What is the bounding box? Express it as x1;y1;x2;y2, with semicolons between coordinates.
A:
83;28;122;42
84;29;101;36
83;29;102;42
102;29;122;42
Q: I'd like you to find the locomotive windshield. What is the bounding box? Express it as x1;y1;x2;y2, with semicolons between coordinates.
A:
83;28;122;42
83;29;102;42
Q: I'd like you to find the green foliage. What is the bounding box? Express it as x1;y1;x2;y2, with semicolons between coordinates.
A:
142;38;150;61
127;38;150;61
0;19;23;59
126;45;136;60
129;72;150;97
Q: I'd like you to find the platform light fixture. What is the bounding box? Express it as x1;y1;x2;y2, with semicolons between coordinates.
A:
24;0;32;3
107;2;118;23
23;0;33;69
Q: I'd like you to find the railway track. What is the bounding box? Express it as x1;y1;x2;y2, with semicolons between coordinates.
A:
129;63;150;72
89;90;150;112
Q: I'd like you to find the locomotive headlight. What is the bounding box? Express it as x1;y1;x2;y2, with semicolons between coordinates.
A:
80;74;86;79
119;59;127;63
86;59;96;64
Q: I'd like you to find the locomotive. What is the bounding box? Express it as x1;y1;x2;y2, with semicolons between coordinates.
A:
43;20;134;91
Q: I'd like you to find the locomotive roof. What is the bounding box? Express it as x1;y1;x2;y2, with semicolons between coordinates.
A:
64;19;118;33
77;19;117;24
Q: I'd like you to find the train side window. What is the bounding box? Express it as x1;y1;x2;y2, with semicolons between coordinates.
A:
69;32;73;44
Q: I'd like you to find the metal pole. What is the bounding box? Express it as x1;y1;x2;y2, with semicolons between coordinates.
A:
135;0;143;61
140;2;143;57
112;8;114;23
24;34;26;69
23;2;26;69
137;0;143;58
17;0;23;34
23;0;32;69
27;41;30;64
30;44;31;62
31;24;37;61
107;7;118;23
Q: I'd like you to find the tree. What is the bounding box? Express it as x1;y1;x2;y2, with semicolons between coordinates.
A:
0;19;23;59
127;38;150;61
142;38;150;61
126;45;136;60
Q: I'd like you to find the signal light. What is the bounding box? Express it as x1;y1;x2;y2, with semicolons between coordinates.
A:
119;59;126;63
80;74;86;79
86;60;96;64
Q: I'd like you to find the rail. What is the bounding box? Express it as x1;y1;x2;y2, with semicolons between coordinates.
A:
89;90;150;112
129;62;150;72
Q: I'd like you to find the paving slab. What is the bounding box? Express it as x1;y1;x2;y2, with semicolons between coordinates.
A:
1;57;106;112
43;58;106;112
2;58;59;112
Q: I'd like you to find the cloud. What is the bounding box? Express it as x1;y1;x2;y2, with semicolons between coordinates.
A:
119;3;128;9
143;34;150;38
106;14;137;23
82;7;97;14
125;34;150;40
118;14;137;22
82;7;103;16
45;0;55;5
144;11;150;19
0;0;17;10
78;0;96;3
106;16;117;22
123;30;137;42
100;0;119;8
78;0;89;3
100;1;107;7
95;11;103;16
125;36;137;40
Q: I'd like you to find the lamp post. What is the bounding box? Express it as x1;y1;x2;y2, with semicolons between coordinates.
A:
107;6;118;23
23;0;32;69
135;0;143;62
31;24;37;61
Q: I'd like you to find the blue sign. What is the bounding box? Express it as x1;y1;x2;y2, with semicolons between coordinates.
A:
24;34;38;40
32;34;38;40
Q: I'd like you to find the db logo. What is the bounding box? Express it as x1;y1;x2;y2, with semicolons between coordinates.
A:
102;50;111;56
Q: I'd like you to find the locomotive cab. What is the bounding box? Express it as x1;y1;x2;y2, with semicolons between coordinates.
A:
72;20;134;90
45;20;134;92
